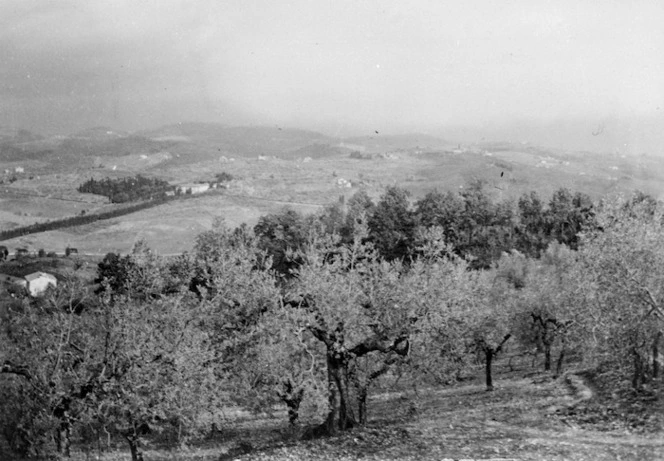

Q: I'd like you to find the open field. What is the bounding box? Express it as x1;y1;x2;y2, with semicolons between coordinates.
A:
0;192;324;255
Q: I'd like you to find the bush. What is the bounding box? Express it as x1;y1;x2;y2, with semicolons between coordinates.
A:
215;172;234;182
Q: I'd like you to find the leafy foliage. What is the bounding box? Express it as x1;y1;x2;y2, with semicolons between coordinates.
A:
78;175;173;203
254;208;315;279
574;195;664;388
3;183;661;460
368;186;416;262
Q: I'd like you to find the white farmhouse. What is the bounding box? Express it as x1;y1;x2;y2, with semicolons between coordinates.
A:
24;272;57;297
177;183;210;195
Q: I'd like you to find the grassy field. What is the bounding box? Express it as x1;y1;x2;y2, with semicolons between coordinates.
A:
26;355;662;461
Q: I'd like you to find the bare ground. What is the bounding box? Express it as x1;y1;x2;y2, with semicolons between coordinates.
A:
223;373;663;461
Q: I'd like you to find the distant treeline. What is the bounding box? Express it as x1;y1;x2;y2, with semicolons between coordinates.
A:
78;175;173;203
0;197;171;241
0;188;225;242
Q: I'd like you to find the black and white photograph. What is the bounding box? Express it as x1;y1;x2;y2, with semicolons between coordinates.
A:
1;1;663;460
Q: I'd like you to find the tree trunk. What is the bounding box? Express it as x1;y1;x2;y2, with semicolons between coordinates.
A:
480;334;510;391
555;347;565;378
322;359;338;435
333;364;356;431
357;386;368;426
124;427;144;461
324;352;356;432
56;420;71;457
280;381;304;425
653;332;662;379
285;398;302;426
53;400;72;458
485;348;494;391
632;347;644;390
543;342;552;372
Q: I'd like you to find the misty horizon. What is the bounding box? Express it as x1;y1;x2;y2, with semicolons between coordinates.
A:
2;1;663;154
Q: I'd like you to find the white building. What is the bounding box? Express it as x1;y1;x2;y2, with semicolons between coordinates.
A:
177;183;210;194
24;272;57;297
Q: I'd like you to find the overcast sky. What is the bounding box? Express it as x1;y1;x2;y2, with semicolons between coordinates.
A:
1;0;663;136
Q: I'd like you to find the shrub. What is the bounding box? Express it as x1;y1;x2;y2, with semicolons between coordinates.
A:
215;172;234;182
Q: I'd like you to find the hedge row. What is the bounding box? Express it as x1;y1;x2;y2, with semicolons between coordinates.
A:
0;197;172;241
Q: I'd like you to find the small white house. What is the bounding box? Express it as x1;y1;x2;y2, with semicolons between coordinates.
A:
177;183;210;195
336;178;352;188
24;272;57;297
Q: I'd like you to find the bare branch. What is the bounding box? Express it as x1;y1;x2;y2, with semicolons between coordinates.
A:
1;361;33;381
495;333;512;355
349;333;409;358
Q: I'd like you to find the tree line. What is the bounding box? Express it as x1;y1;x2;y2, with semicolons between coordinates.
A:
0;197;171;242
1;183;662;460
0;185;223;242
78;175;173;203
255;180;595;275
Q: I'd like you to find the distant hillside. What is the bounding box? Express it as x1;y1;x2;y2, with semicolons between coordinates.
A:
0;127;44;143
140;123;334;159
441;115;664;156
0;124;455;167
342;133;448;152
70;126;130;140
0;142;30;162
56;135;172;158
0;128;51;162
285;143;351;159
0;143;54;163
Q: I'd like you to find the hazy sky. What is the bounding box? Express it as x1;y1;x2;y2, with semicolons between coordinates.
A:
1;0;663;135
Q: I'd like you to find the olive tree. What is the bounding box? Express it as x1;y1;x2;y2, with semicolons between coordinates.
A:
464;266;513;390
405;227;479;385
242;306;328;426
91;293;219;461
0;277;99;458
576;196;664;389
506;244;582;376
283;236;415;433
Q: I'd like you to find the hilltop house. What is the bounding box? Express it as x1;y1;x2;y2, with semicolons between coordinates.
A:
25;272;57;297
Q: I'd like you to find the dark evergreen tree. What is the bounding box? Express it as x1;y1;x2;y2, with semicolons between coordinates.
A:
546;188;594;250
515;191;549;257
368;186;416;262
414;189;465;250
254;208;311;279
